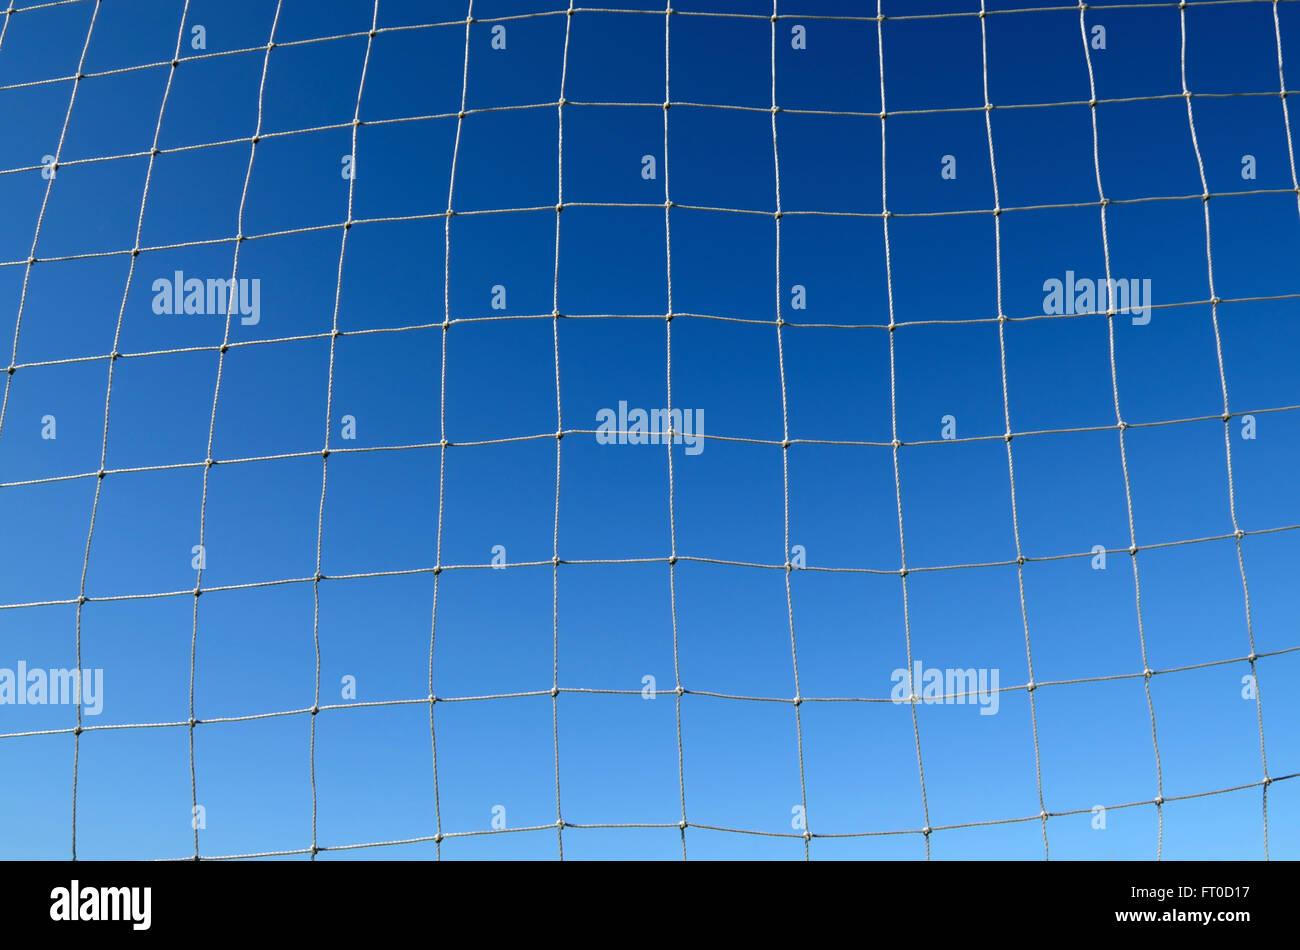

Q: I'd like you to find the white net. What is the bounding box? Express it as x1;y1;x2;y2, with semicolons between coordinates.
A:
0;0;1297;860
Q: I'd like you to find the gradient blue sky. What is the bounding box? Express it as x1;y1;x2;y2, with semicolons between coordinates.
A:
0;0;1298;860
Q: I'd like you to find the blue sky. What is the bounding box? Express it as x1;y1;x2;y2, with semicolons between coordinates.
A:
0;0;1298;860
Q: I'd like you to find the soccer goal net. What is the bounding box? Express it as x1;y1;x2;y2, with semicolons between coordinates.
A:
0;0;1297;860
